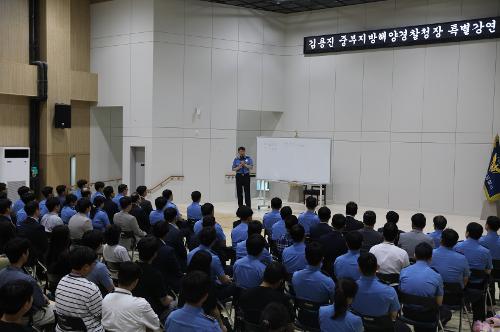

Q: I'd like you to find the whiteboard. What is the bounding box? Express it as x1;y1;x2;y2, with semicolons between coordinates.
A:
256;137;331;184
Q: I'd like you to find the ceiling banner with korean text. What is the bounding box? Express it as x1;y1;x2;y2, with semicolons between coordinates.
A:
304;17;499;54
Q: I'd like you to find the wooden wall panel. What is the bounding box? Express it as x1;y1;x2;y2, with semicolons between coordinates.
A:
0;0;29;63
0;95;29;147
71;0;90;71
70;101;91;154
71;71;98;102
0;62;38;97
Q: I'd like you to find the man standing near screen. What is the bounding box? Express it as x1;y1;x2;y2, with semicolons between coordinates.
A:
232;147;253;208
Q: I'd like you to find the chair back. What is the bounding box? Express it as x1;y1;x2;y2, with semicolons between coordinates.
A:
469;269;490;288
492;260;500;280
443;282;464;307
376;273;400;286
55;312;87;332
45;273;62;294
398;292;439;329
350;310;394;332
294;298;323;330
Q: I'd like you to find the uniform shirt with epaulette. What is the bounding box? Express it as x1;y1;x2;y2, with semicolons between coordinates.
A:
292;265;335;304
165;304;221;331
352;276;400;317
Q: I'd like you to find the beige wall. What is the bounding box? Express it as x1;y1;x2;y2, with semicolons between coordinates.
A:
0;0;96;189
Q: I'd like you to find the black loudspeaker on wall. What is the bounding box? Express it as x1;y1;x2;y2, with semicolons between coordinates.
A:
54;103;71;128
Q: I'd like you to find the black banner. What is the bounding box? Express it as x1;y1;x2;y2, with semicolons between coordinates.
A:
304;17;499;54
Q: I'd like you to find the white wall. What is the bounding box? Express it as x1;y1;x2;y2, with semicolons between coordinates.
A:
91;0;500;217
90;107;123;184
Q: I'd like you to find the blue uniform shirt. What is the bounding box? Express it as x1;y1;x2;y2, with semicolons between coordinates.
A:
298;210;320;234
193;220;226;242
334;250;361;281
149;209;164;225
187;202;202;221
319;304;364;332
263;210;281;236
73;189;82;200
352;276;400;317
12;199;25;215
165;304;221;332
165;201;180;217
235;240;272;263
454;238;493;283
16;209;28;226
428;230;443;248
271;220;286;241
61;205;77;224
90;191;104;204
430;246;470;288
400;260;444;297
232;156;253;175
86;260;114;291
231;222;248;248
112;193;124;207
292;265;335;304
479;231;500;260
187;245;225;281
92;209;110;231
39;200;48;218
282;242;307;274
233;255;266;289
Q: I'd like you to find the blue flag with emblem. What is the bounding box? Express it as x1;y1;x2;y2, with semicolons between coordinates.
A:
484;135;500;201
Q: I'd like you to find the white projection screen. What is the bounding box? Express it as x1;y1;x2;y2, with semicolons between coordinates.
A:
256;137;331;184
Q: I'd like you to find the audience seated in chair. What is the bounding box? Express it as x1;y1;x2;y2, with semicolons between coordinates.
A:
231;206;253;248
298;196;320;235
282;224;307;275
233;234;267;289
0;238;55;329
370;222;409;276
235;220;271;263
399;242;451;331
239;262;292;325
0;279;36;332
102;224;131;263
319;278;363;332
55;245;104;331
428;215;447;248
345;201;364;232
334;231;363;281
68;198;93;242
40;197;64;233
81;230;115;295
102;261;162;332
292;241;334;304
398;213;434;258
454;222;493;322
165;271;222;332
309;206;333;241
358;211;383;254
132;236;175;320
319;213;348;274
151;221;182;293
263;197;283;240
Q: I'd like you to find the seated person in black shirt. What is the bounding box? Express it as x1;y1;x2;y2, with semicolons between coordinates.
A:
45;225;71;294
239;261;293;324
345;202;363;232
377;211;404;245
0;280;35;332
260;302;293;332
130;193;150;234
102;186;119;223
319;214;348;274
133;236;175;320
17;201;47;265
151;221;182;293
309;206;333;241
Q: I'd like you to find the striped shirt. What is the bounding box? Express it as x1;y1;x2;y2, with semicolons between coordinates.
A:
55;273;104;332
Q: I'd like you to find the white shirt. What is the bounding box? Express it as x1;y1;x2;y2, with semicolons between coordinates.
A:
369;241;410;274
40;212;63;232
102;288;161;332
103;244;130;263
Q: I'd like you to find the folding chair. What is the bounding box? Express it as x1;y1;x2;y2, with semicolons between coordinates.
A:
293;298;323;332
104;261;120;283
376;273;400;287
443;282;471;332
350;309;395;332
120;231;136;260
55;312;87;332
398;292;443;332
468;269;493;320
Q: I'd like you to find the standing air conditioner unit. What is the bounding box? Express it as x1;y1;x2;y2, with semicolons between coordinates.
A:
0;147;30;198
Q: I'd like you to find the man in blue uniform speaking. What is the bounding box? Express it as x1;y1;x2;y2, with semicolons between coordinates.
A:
232;147;253;208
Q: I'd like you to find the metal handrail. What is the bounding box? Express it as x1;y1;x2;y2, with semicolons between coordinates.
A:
147;175;184;194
